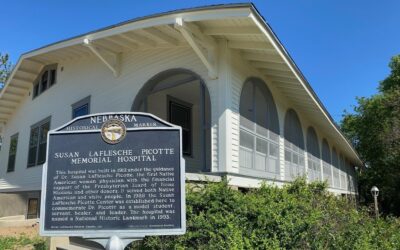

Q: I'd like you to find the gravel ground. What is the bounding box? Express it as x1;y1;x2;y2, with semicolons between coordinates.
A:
0;222;39;237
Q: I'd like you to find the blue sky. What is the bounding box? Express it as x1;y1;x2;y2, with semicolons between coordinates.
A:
1;1;399;122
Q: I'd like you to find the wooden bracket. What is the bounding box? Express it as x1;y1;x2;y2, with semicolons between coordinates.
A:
83;39;121;77
174;18;218;79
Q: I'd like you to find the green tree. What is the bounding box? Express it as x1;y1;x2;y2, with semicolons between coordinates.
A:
0;53;12;89
341;55;400;215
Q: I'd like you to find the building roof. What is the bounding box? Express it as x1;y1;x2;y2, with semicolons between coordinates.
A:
0;3;363;165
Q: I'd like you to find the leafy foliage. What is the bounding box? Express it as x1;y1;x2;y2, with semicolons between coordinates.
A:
0;53;12;89
341;55;400;215
380;55;400;92
129;179;400;249
0;235;47;250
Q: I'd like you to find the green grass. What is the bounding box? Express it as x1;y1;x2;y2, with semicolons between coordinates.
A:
0;235;47;250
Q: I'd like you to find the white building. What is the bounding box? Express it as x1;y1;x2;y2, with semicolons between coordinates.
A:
0;3;362;219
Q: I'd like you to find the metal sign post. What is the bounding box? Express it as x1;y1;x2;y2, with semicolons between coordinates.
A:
85;236;140;250
105;236;129;250
40;112;186;248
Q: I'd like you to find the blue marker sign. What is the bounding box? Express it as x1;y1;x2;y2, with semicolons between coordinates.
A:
40;112;186;238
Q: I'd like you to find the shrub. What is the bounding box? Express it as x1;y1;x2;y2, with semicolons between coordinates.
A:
130;178;400;249
0;235;47;250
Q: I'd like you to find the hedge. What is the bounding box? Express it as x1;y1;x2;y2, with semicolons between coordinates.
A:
130;178;400;249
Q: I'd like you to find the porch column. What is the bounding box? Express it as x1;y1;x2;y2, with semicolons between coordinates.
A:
304;151;309;182
279;119;286;181
215;39;234;173
199;83;207;171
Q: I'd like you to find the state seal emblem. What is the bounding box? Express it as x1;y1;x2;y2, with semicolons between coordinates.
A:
101;119;126;144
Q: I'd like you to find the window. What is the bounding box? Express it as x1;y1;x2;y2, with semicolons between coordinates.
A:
28;118;50;167
168;98;192;156
40;71;48;92
27;198;39;219
50;69;57;86
239;78;280;178
33;65;57;98
7;134;18;172
72;96;91;118
322;139;332;186
284;109;305;180
339;154;347;190
306;127;321;182
332;148;340;188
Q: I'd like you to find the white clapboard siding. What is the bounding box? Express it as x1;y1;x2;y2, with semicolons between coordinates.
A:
0;46;220;191
0;43;359;193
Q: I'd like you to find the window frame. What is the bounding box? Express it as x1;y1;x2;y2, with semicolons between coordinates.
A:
32;64;58;99
239;79;280;177
339;154;347;190
332;148;340;188
284;140;305;179
321;139;333;186
71;96;91;119
308;154;321;181
7;133;19;173
284;109;306;180
167;96;193;157
306;127;321;181
26;198;39;219
27;117;51;168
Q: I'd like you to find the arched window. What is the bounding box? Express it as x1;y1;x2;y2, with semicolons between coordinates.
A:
284;109;305;180
33;64;57;98
306;127;321;182
321;139;332;186
239;78;280;178
132;69;211;173
332;148;340;188
339;154;347;190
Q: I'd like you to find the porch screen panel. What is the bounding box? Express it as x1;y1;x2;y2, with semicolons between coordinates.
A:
239;78;279;179
352;167;357;192
284;109;305;181
322;139;332;186
306;127;321;182
346;160;356;192
339;154;347;190
332;148;340;188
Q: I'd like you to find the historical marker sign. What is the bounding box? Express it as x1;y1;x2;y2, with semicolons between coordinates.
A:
40;112;185;238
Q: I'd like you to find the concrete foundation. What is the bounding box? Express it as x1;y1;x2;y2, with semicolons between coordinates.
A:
0;191;41;218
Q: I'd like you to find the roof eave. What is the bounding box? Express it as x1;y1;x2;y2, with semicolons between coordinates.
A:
248;6;363;166
0;3;363;166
